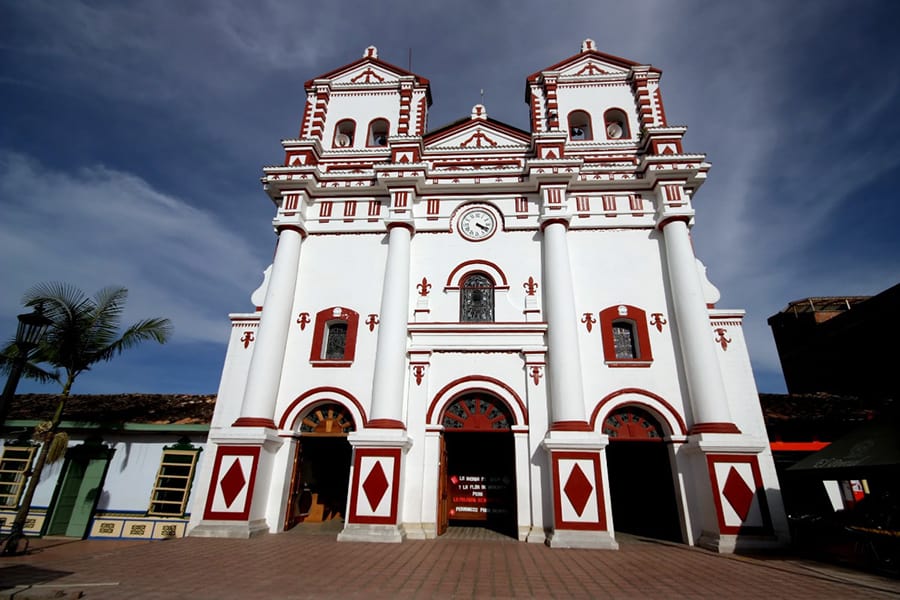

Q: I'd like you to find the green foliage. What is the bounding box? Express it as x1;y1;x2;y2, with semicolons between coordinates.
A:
20;282;173;397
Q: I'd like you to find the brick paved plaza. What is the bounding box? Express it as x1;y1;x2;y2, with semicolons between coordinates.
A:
1;528;898;599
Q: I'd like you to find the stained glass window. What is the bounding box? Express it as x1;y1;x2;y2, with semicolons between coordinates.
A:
324;322;348;359
460;273;494;322
612;321;637;359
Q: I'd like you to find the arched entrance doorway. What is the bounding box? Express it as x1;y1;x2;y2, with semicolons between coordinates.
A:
284;403;354;530
438;393;516;538
603;406;682;542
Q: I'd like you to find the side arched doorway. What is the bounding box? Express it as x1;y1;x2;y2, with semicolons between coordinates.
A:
284;403;354;530
603;406;683;542
438;393;516;538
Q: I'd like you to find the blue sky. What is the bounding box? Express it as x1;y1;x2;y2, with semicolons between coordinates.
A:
2;0;899;395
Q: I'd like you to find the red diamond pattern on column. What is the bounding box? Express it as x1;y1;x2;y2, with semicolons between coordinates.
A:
220;459;247;509
722;466;754;521
362;460;389;511
563;463;593;517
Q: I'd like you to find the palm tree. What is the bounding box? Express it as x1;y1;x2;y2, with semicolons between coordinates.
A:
2;282;172;554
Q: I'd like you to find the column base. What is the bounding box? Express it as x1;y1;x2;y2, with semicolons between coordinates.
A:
698;530;788;553
189;519;269;539
525;527;548;544
338;523;406;543
547;528;619;549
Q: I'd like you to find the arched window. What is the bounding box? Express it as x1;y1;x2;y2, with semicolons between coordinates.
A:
460;272;494;322
309;307;359;366
333;119;356;148
567;110;593;140
603;406;665;439
603;108;630;140
442;394;512;431
367;118;389;146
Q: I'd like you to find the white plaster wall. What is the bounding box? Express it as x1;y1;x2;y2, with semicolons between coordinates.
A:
556;83;639;141
325;92;401;149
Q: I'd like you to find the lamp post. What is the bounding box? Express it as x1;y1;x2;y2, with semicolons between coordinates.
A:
0;304;52;430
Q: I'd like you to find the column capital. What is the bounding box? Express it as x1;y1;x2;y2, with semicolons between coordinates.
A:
655;209;694;231
385;218;415;235
539;214;572;232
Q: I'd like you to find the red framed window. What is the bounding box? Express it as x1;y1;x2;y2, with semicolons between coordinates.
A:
599;305;653;367
603;108;630;140
309;307;359;367
567;110;593;140
333;119;356;148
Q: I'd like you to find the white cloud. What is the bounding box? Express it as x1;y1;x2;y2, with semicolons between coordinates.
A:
0;151;267;345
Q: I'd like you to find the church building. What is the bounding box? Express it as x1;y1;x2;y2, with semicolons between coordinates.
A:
188;41;789;551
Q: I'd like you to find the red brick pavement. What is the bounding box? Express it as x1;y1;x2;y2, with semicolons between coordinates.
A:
1;532;898;599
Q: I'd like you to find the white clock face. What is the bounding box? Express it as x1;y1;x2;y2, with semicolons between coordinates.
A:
459;207;497;240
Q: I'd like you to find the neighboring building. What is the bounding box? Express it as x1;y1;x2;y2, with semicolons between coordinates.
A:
767;283;900;399
0;394;213;540
188;41;788;552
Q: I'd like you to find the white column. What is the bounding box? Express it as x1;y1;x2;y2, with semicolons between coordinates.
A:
660;217;737;433
235;224;304;428
540;216;589;428
369;222;413;428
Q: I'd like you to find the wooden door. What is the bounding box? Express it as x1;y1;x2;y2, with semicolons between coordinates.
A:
46;459;85;536
438;435;449;535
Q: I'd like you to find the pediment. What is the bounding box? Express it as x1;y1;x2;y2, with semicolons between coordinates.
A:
305;47;430;89
425;116;531;151
556;54;631;78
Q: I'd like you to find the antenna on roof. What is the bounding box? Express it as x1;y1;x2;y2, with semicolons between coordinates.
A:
480;88;485;103
408;48;412;71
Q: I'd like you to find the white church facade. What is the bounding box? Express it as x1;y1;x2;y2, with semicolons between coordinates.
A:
188;41;789;551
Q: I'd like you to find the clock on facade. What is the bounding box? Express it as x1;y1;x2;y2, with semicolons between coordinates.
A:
458;206;497;241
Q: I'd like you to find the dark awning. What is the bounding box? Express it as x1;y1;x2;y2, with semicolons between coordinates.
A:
788;418;900;474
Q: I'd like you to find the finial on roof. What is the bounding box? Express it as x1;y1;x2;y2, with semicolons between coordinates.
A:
471;104;487;120
365;46;378;59
582;39;595;52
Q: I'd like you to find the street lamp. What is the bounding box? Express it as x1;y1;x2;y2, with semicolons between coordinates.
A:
0;304;52;429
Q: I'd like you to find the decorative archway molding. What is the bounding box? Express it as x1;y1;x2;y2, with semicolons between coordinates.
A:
589;387;687;438
278;386;368;431
444;259;510;290
427;375;528;427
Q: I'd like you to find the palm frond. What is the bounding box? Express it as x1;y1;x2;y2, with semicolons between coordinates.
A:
94;317;173;363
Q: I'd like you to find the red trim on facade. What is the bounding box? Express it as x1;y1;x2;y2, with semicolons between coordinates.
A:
276;224;307;237
598;305;654;365
278;387;368;430
550;451;608;531
308;307;360;367
689;422;742;434
367;418;407;430
386;221;415;234
427;375;528;426
232;417;277;428
550;420;593;432
656;215;691;230
539;217;570;232
347;447;402;525
444;259;509;287
706;454;771;535
202;446;260;521
590;388;688;436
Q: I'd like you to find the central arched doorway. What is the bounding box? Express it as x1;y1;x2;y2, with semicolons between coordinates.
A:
438;393;516;538
284;403;354;530
603;406;683;542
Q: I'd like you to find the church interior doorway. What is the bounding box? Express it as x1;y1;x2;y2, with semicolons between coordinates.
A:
284;403;354;530
438;393;516;538
603;406;683;542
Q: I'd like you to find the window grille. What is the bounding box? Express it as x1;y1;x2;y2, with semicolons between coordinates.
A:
0;446;36;508
148;448;199;517
612;321;638;359
460;273;495;322
324;322;348;359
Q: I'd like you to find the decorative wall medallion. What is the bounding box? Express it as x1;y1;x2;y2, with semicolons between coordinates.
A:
581;313;596;333
523;276;539;296
413;365;425;386
366;314;380;332
715;327;732;351
297;312;311;331
416;277;432;296
240;331;254;349
530;366;543;386
650;313;667;333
